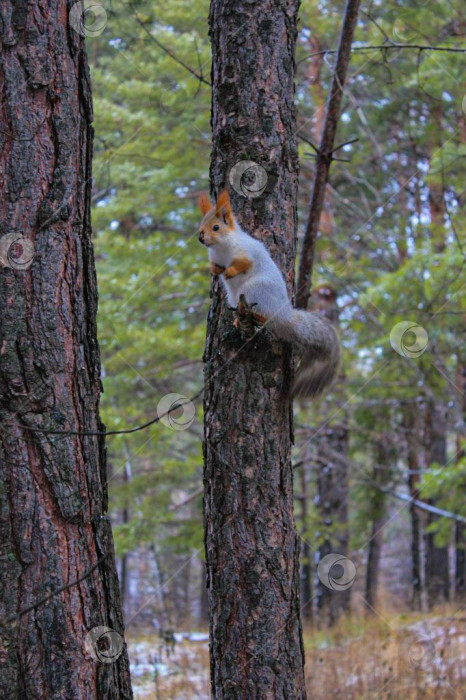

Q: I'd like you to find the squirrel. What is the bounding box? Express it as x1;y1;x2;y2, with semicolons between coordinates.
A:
198;188;340;399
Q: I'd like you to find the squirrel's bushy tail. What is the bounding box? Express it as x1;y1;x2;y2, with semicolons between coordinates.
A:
268;310;340;399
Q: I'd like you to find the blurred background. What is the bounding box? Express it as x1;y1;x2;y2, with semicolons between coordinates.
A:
88;0;465;696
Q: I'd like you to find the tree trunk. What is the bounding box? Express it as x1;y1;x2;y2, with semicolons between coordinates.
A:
199;559;209;626
313;286;350;627
315;422;350;626
152;546;171;630
455;523;466;601
301;538;313;623
364;438;391;612
179;554;191;627
204;1;305;697
424;402;450;607
365;518;384;611
300;453;313;623
403;404;423;610
455;359;466;601
120;456;133;616
0;3;132;697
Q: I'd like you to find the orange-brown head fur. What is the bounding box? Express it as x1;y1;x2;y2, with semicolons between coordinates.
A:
198;189;235;247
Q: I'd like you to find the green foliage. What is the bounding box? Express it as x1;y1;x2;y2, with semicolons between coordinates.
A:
89;0;466;574
90;0;211;560
420;456;466;545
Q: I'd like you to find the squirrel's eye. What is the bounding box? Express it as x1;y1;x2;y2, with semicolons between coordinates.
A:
212;224;220;231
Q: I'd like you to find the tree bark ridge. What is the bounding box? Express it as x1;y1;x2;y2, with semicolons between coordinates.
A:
0;3;132;697
204;1;305;697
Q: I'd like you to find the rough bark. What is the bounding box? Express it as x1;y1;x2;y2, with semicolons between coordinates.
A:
0;3;132;698
203;1;306;697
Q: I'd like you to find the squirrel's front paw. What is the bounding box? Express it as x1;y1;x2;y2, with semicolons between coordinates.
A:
232;295;267;337
210;262;226;276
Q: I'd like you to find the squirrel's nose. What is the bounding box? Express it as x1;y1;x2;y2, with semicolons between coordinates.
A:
198;229;205;243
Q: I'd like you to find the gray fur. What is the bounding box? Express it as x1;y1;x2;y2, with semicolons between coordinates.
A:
267;310;340;399
201;213;340;400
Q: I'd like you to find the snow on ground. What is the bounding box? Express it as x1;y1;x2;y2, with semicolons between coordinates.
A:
127;631;210;700
127;616;466;699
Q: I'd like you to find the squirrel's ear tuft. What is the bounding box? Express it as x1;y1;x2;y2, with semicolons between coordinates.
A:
198;192;212;216
215;189;233;226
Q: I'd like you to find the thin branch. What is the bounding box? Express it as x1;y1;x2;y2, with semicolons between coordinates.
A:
168;487;203;512
376;485;466;524
129;2;211;87
305;152;351;163
15;388;204;438
299;134;319;153
299;43;466;64
7;553;110;623
296;0;361;309
359;8;391;43
332;137;359;153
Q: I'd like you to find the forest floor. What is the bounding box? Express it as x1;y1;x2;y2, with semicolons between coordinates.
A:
127;607;466;699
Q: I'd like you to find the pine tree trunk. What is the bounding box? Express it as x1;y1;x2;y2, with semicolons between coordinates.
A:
199;559;209;626
423;107;450;609
455;523;466;601
0;3;132;697
403;404;423;609
300;460;313;622
204;0;305;696
313;287;349;627
120;447;132;616
365;519;383;610
424;402;450;607
315;421;349;626
455;359;466;601
364;439;391;611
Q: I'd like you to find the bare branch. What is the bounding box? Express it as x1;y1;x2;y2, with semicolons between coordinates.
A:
7;553;110;623
296;0;361;309
376;485;466;524
168;488;203;512
299;43;466;64
129;2;211;87
16;388;205;438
